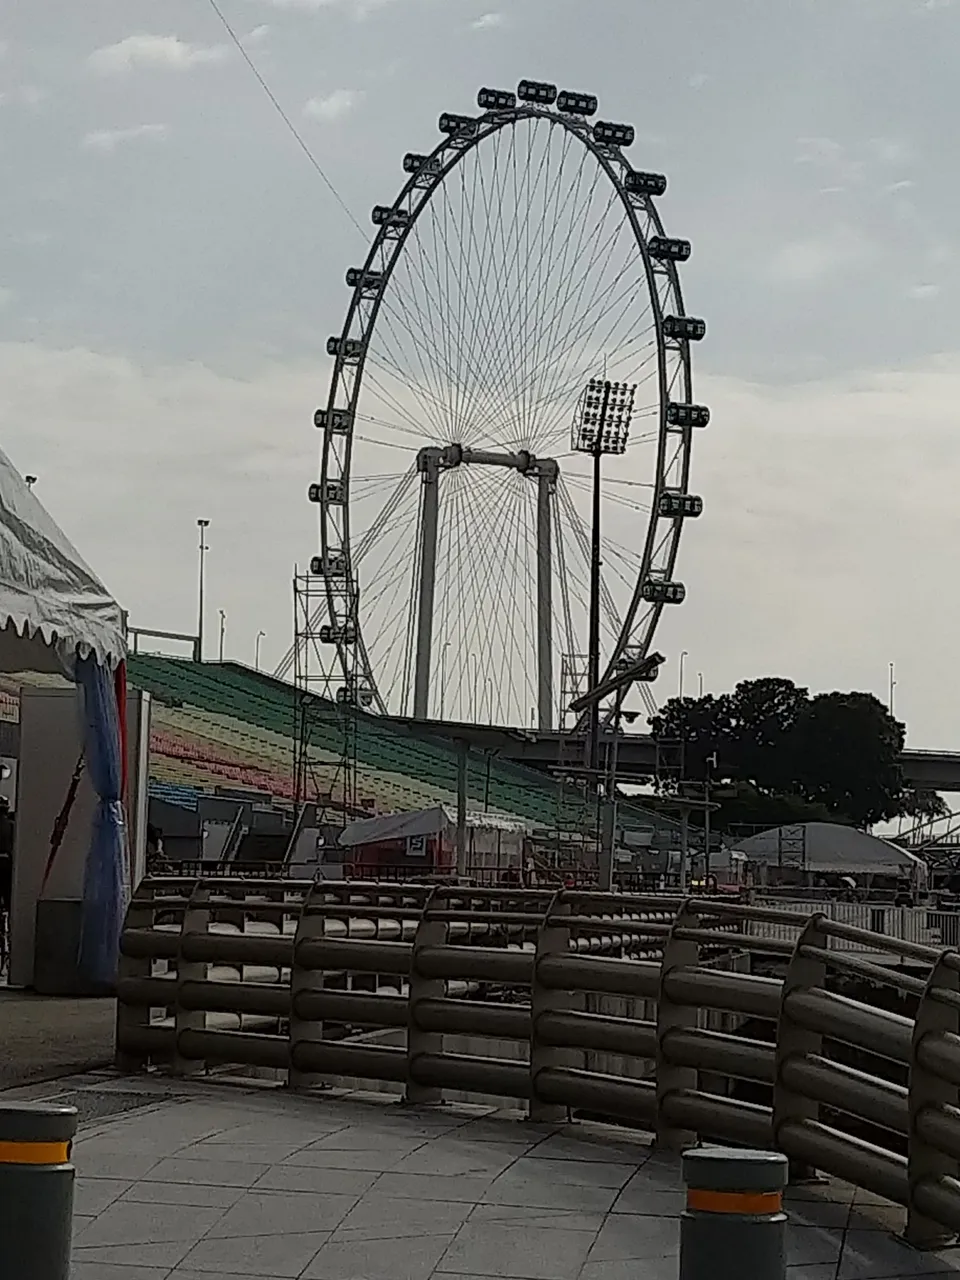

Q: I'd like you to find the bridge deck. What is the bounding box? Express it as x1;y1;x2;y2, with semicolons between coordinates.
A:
8;1071;960;1280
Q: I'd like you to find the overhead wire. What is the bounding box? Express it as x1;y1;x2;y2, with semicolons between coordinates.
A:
202;0;365;237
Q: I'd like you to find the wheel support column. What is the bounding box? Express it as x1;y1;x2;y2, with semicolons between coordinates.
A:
536;464;556;732
413;452;441;720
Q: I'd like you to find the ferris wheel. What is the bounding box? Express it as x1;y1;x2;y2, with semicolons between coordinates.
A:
281;80;708;731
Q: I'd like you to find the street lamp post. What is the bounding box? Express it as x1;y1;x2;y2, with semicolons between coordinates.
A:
256;630;266;671
889;662;897;716
218;610;226;662
572;378;636;778
704;750;717;888
679;650;689;700
196;519;210;662
698;671;704;699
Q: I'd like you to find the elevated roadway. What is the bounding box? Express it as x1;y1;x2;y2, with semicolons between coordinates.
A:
388;715;960;792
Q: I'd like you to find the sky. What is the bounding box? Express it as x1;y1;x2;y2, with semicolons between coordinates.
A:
2;0;960;748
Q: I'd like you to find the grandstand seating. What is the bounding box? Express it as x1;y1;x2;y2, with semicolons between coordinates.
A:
125;656;672;837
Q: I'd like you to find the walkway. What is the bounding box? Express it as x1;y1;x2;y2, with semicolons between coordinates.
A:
7;1072;960;1279
0;990;115;1088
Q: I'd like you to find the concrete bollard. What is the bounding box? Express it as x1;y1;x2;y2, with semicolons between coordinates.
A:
679;1146;788;1280
0;1101;78;1280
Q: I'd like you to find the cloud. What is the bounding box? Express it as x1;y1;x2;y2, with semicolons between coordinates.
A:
768;226;878;284
471;12;504;28
88;35;228;75
304;89;364;122
7;342;960;747
81;123;169;152
243;24;271;45
795;136;864;188
0;84;48;109
0;288;15;309
909;282;941;301
259;0;395;10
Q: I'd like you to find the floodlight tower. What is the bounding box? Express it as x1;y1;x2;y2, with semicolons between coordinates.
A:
572;379;636;776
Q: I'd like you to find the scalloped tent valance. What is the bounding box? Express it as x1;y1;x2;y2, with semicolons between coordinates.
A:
0;446;125;675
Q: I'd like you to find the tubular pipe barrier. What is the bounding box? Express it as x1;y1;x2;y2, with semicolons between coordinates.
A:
117;878;960;1247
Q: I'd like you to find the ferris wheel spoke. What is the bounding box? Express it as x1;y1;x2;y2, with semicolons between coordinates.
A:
437;168;501;443
441;471;528;720
556;478;624;635
520;185;623;422
360;362;447;441
512;120;557;449
437;474;494;717
367;323;458;441
519;162;605;422
530;249;650;431
433;174;477;441
472;220;641;449
352;466;418;570
450;155;532;447
553;489;578;665
400;220;491;443
378;276;466;431
460;475;532;723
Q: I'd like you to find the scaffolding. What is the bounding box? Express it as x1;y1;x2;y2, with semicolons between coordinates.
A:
291;569;364;827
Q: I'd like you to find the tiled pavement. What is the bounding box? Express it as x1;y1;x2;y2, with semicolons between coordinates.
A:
8;1072;960;1279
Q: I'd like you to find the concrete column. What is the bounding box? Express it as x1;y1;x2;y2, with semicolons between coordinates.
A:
413;454;441;720
535;468;554;731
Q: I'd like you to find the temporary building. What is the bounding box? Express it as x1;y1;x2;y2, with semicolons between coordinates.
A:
732;822;926;881
0;446;128;986
337;805;527;878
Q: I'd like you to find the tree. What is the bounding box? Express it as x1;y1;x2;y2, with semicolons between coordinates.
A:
726;678;809;794
648;677;925;831
649;677;810;790
787;691;905;827
709;782;837;833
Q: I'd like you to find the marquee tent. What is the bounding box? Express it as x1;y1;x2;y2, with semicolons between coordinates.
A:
0;446;125;675
0;445;128;986
732;822;926;879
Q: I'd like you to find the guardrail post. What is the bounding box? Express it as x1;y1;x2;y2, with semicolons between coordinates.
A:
772;915;828;1181
0;1102;79;1280
655;901;701;1150
406;888;444;1105
289;881;328;1092
905;952;960;1249
529;891;573;1122
680;1147;788;1280
115;881;164;1072
173;882;212;1077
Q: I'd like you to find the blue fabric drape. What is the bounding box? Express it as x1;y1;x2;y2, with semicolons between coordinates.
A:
76;654;126;986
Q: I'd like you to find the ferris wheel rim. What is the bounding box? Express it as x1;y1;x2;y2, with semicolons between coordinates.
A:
314;90;700;722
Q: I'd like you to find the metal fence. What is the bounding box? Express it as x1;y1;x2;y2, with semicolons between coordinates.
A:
117;878;960;1248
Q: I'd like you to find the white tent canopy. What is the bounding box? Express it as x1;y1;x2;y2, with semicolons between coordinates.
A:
732;822;925;877
0;447;125;674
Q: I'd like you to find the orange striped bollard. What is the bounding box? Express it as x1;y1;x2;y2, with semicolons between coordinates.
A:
680;1147;788;1280
0;1102;78;1280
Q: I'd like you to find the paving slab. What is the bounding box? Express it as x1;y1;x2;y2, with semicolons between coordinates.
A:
2;1069;959;1279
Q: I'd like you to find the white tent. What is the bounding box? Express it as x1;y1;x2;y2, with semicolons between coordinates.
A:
732;822;925;877
0;447;125;674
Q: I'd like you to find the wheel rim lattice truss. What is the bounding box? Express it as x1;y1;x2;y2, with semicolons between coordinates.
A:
313;95;699;725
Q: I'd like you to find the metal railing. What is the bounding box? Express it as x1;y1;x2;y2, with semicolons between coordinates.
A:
116;878;960;1248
